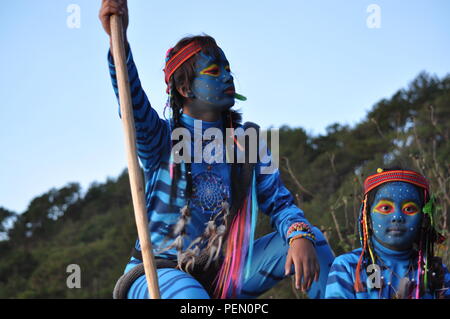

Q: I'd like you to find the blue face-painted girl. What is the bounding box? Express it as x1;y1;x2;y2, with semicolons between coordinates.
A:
370;182;423;251
188;49;235;113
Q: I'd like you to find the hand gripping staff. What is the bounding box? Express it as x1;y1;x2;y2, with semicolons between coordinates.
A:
110;14;161;299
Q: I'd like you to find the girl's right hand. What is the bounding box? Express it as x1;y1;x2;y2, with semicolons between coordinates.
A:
99;0;129;38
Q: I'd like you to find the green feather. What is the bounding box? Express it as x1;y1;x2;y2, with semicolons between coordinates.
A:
422;195;436;227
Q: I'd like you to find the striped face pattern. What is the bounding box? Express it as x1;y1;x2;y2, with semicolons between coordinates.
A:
190;50;235;112
370;182;423;250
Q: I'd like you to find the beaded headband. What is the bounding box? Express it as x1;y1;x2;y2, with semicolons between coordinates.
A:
163;41;202;93
363;169;429;196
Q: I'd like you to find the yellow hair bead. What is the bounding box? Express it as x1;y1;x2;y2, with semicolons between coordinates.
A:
377;168;383;173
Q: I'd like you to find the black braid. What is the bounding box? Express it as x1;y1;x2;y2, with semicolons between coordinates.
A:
167;88;194;208
168;81;184;207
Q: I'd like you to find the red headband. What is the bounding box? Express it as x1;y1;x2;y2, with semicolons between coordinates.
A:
163;41;202;93
363;169;429;195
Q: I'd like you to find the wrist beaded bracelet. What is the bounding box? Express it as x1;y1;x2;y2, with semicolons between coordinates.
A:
289;233;316;246
287;222;315;246
287;222;313;236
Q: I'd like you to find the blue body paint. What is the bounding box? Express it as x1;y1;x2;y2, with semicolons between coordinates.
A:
190;50;235;112
371;182;423;250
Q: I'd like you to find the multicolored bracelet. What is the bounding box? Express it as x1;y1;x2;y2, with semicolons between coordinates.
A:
289;233;316;246
287;222;313;237
287;222;315;246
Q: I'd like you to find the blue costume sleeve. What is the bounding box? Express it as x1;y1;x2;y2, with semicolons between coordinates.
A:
255;138;315;245
108;48;170;171
441;263;450;299
325;254;356;299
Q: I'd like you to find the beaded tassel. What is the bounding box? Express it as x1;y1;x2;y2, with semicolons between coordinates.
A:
416;240;423;299
363;198;376;265
355;195;369;292
164;87;176;179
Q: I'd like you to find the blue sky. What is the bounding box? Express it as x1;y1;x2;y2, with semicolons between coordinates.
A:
1;0;449;214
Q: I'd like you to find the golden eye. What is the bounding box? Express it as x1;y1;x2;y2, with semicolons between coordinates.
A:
225;65;231;72
402;202;419;215
374;201;394;214
200;64;220;77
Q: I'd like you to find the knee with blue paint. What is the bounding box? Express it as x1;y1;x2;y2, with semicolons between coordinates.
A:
232;229;333;299
255;228;334;299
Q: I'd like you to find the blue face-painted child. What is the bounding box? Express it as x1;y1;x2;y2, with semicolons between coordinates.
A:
371;182;423;251
188;49;235;113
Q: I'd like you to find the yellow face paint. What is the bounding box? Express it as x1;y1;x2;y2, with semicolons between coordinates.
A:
199;64;220;77
191;51;235;110
402;201;419;216
371;182;423;250
373;200;395;215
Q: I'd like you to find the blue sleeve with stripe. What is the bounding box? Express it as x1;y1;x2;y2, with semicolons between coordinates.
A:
108;48;170;171
255;138;315;245
325;255;356;299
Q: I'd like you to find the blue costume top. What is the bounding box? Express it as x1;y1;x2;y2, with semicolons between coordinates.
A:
325;238;450;299
107;49;316;264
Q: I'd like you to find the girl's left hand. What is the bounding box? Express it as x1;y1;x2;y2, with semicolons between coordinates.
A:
284;238;320;291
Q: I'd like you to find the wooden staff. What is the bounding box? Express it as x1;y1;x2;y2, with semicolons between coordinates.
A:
110;14;161;299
